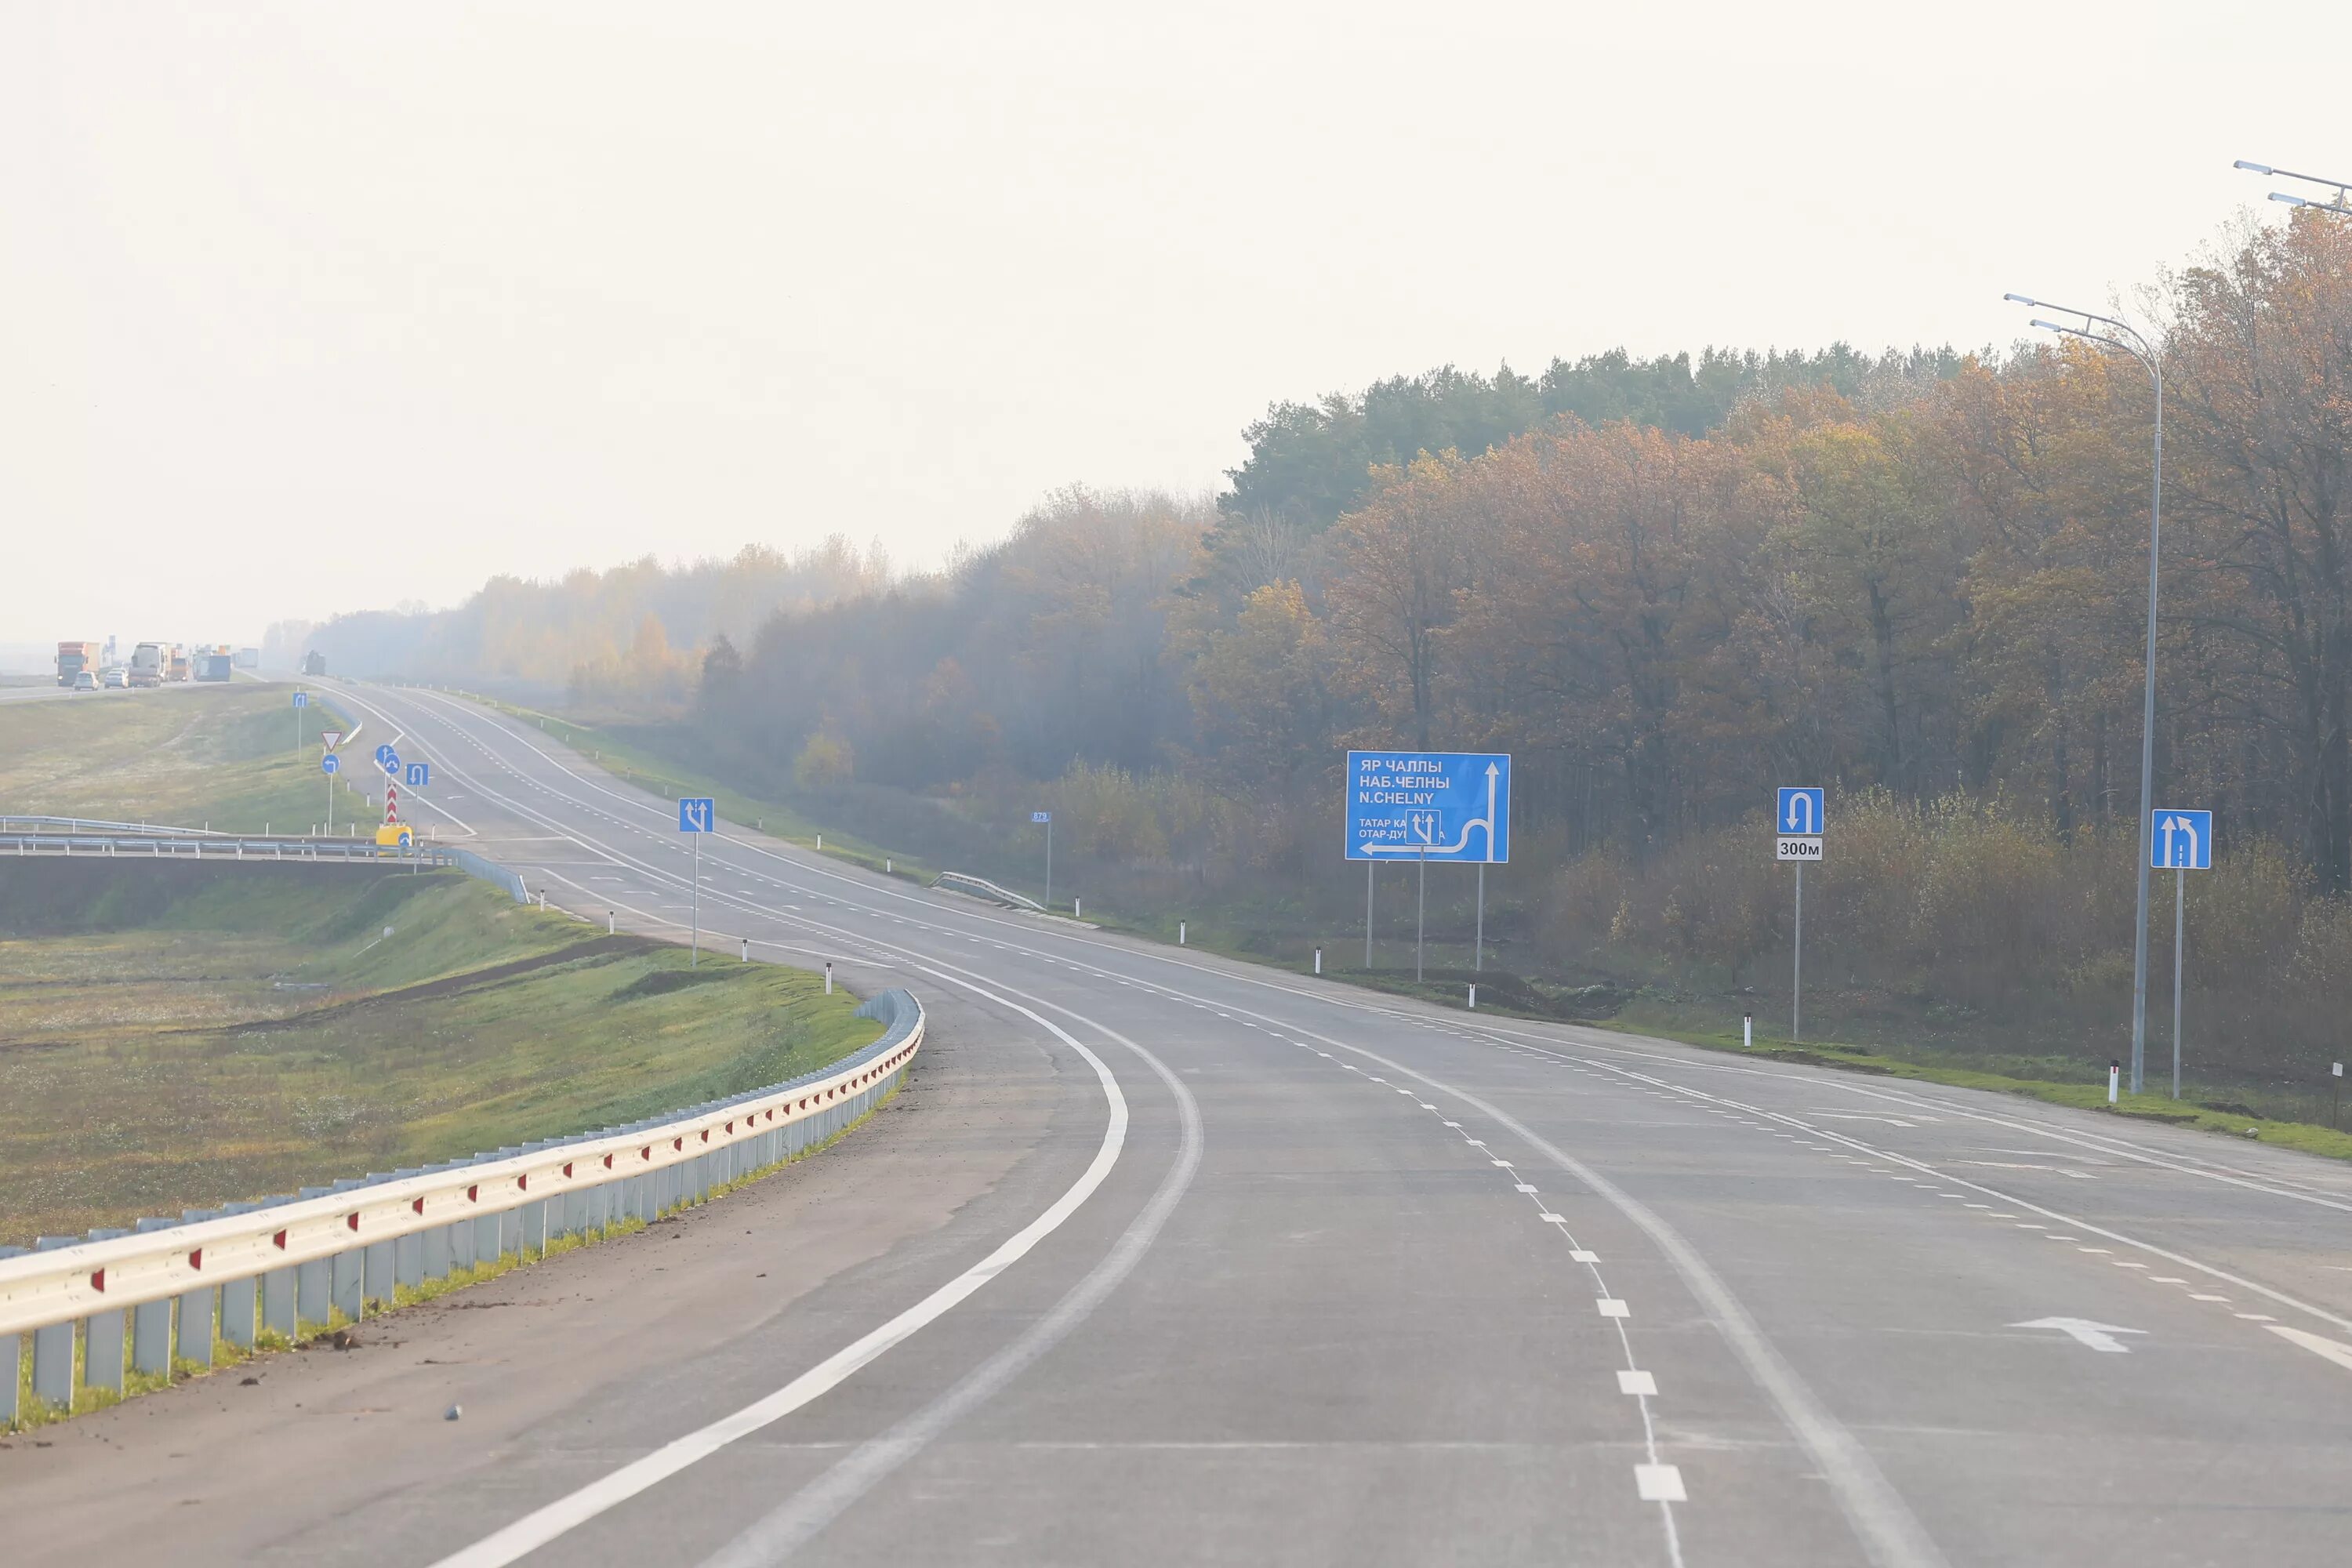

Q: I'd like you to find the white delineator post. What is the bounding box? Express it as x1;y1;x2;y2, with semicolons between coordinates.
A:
2109;1060;2121;1105
1744;1012;1753;1050
824;962;833;995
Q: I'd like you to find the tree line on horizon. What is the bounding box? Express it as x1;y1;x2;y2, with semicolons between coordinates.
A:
290;213;2352;1085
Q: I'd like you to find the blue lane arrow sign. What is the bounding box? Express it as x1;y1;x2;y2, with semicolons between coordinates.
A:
1778;786;1826;836
379;749;401;778
321;754;339;775
405;761;430;789
678;797;714;833
292;691;309;709
2152;808;2213;870
374;743;394;768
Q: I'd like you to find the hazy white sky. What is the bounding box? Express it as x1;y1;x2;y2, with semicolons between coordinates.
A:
5;2;2348;648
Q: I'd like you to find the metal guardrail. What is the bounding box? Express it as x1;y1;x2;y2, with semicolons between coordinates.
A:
0;989;923;1424
932;870;1045;912
0;832;526;904
0;815;222;837
2;833;440;865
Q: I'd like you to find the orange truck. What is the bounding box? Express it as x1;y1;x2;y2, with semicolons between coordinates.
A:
55;641;102;687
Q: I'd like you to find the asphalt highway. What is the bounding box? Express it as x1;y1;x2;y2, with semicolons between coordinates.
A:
9;681;2350;1567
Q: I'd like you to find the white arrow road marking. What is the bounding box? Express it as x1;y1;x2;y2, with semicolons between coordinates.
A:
2010;1317;2145;1353
2265;1324;2352;1375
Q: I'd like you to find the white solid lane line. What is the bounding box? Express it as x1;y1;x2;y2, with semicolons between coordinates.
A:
699;1008;1205;1568
430;978;1139;1568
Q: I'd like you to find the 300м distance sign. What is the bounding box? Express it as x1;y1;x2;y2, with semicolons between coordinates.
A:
1775;835;1824;862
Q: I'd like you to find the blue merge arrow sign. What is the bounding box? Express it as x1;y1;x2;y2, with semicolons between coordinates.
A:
2151;808;2212;870
678;797;715;833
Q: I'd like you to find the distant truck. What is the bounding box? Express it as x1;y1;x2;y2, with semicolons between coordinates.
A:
55;641;102;688
234;647;260;669
129;641;168;688
195;645;234;682
302;650;328;677
166;646;191;682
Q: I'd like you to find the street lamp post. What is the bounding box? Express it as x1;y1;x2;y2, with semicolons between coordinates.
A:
2234;158;2352;216
2005;292;2163;1094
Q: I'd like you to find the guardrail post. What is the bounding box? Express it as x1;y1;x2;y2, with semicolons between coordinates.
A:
31;1237;81;1410
392;1170;425;1290
421;1216;448;1283
0;1245;24;1425
82;1229;132;1395
178;1210;220;1365
332;1242;365;1323
129;1218;178;1373
0;1246;23;1425
448;1214;474;1276
261;1211;298;1341
218;1203;262;1349
294;1189;333;1330
497;1149;524;1257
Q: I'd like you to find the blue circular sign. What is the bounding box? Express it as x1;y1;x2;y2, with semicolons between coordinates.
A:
321;754;339;775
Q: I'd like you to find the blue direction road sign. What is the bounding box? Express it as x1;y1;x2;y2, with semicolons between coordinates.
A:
292;691;309;709
1032;811;1052;824
320;754;339;775
379;749;401;778
374;743;395;767
405;761;430;789
1778;786;1826;836
1344;750;1511;862
2152;808;2212;869
678;797;715;833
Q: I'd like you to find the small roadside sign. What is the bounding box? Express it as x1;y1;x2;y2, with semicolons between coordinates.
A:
321;754;339;775
1032;811;1052;823
2151;809;2213;869
678;797;715;833
1777;786;1825;836
374;743;395;768
292;691;308;708
379;749;401;778
1775;836;1824;862
405;761;430;789
320;729;344;749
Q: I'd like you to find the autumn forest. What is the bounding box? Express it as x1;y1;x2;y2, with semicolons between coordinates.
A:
290;214;2352;1101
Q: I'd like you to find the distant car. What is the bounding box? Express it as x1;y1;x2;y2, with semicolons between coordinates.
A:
102;667;129;689
71;670;99;691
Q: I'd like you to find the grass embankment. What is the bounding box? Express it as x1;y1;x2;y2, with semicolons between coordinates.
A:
0;681;383;834
0;861;880;1246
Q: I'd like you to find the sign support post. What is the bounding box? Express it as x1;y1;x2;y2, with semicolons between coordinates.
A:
2151;808;2212;1101
678;798;716;968
1475;862;1485;972
2172;869;2184;1101
1033;811;1054;909
1775;788;1825;1044
1345;750;1512;981
1415;845;1427;983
